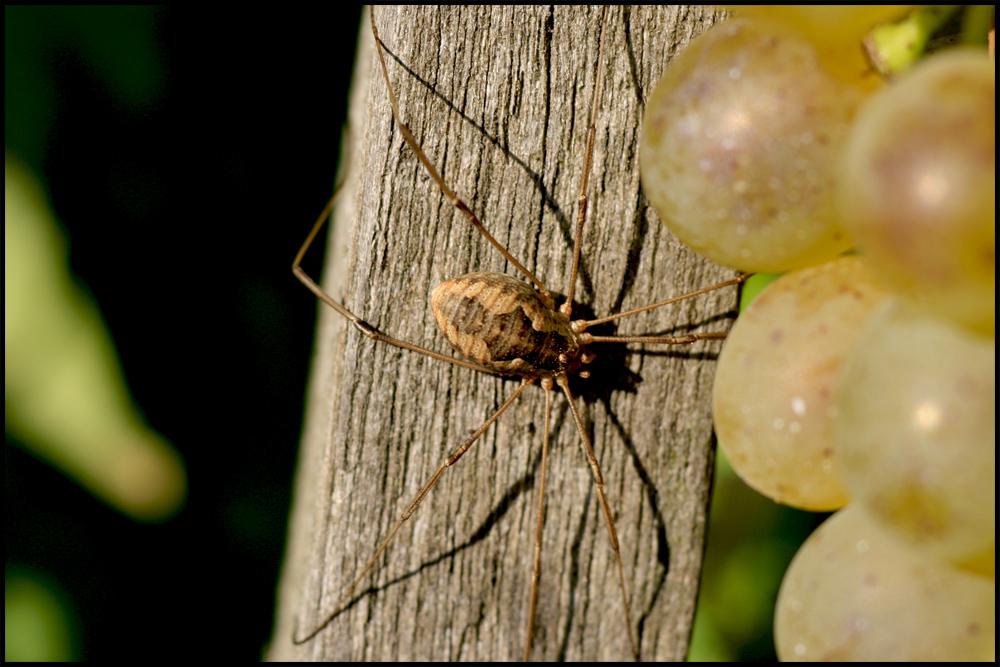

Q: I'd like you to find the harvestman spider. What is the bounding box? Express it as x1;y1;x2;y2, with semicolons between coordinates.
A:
286;6;742;662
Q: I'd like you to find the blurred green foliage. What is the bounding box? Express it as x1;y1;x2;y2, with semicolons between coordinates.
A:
689;448;825;661
5;570;76;661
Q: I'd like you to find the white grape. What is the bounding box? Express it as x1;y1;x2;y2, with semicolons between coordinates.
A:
835;298;995;571
713;256;888;510
775;504;995;661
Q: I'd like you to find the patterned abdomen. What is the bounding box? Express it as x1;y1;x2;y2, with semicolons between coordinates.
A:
431;273;583;377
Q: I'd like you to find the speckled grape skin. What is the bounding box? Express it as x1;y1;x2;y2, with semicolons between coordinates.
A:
640;18;860;272
775;505;995;662
712;257;888;510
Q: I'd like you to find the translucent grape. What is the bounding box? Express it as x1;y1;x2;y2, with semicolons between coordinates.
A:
835;298;995;570
775;504;995;661
713;256;889;510
640;18;860;272
838;48;996;336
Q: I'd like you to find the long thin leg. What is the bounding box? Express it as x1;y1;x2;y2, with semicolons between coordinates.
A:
524;378;554;661
293;377;535;645
370;10;552;305
583;332;729;345
561;5;610;317
293;190;492;374
556;374;639;661
575;273;753;331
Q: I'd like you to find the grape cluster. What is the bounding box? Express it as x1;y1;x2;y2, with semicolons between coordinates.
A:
640;7;994;661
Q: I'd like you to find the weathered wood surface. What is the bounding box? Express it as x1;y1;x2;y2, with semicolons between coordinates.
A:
270;6;734;661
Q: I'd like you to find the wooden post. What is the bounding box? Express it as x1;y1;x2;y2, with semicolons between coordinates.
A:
270;6;731;661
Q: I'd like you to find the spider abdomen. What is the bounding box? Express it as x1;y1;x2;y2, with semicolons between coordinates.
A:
431;272;583;377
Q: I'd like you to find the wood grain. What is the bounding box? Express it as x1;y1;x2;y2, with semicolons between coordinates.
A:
271;6;734;661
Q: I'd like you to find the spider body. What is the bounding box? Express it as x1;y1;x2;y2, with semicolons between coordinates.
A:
432;273;587;378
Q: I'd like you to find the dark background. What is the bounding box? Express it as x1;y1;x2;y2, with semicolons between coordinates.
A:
6;6;360;659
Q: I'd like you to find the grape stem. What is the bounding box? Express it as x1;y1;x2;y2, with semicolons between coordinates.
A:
864;5;959;78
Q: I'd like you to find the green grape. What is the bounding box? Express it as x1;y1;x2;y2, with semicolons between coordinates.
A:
725;5;910;90
640;17;859;273
838;48;996;336
835;298;995;570
775;504;995;661
713;256;889;510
